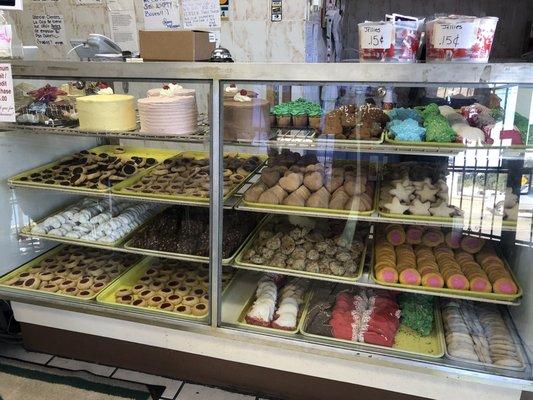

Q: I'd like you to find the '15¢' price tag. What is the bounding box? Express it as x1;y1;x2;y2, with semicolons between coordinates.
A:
433;21;477;49
360;24;393;50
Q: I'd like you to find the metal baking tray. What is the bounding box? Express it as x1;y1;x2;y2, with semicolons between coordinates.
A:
233;216;367;284
111;151;266;204
8;145;179;194
236;286;311;336
19;200;162;248
370;238;523;302
0;244;142;301
299;289;445;358
241;162;379;218
123;213;267;265
442;304;528;372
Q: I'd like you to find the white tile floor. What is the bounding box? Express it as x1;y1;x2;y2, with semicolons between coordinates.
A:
0;342;270;400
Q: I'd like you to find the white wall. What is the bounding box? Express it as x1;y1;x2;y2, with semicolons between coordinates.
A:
6;0;308;62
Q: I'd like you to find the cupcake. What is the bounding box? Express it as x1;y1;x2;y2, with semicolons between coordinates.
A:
308;107;322;130
291;109;308;127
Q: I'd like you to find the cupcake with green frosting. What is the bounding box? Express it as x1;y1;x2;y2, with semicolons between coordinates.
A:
308;105;323;129
273;104;291;127
291;103;308;127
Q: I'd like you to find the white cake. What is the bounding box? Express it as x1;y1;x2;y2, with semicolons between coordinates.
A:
76;88;137;132
138;84;198;135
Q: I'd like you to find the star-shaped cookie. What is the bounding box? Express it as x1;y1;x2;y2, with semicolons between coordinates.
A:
429;201;456;217
416;184;439;203
389;182;414;202
409;198;431;215
382;196;410;215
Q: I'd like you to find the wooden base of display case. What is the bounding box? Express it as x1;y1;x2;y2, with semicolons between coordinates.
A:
20;323;426;400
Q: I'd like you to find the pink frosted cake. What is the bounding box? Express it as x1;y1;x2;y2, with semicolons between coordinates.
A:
138;84;198;135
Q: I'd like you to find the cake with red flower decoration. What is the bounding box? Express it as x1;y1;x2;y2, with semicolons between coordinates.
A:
223;89;270;141
76;84;137;132
138;83;198;135
16;84;78;126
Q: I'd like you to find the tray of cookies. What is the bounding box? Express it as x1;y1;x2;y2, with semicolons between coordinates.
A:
96;257;235;320
0;244;142;301
300;284;445;358
9;145;179;194
234;215;368;284
441;299;526;371
372;224;522;302
111;152;265;203
20;198;161;247
124;206;264;264
378;161;464;223
242;150;378;217
237;274;311;335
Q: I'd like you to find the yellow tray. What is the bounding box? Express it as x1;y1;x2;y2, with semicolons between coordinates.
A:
96;257;221;321
300;289;445;358
236;286;311;336
19;200;162;249
385;131;526;150
242;162;379;218
0;245;141;301
111;152;266;203
234;216;367;284
123;211;266;265
370;239;523;302
8;145;179;194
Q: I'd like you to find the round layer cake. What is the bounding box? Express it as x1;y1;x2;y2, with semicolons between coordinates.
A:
138;84;198;135
223;91;270;141
77;89;136;132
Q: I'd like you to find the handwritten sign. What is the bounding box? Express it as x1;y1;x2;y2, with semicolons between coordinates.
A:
182;0;221;29
0;64;15;122
109;10;139;52
433;22;477;49
0;25;12;58
32;14;67;46
360;23;393;49
143;0;180;30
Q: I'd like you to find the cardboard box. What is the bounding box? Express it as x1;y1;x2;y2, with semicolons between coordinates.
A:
139;30;215;61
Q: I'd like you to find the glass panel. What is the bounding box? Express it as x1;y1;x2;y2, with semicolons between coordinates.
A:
219;79;533;381
2;76;213;325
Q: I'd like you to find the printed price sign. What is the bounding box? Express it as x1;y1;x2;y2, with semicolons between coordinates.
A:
0;63;15;122
360;24;393;49
433;21;477;49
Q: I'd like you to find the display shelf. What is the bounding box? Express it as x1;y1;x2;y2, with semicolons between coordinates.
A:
0;114;210;143
220;271;530;381
224;129;529;159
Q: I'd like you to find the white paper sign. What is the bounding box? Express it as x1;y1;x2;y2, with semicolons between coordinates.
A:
0;25;12;58
182;0;221;29
143;0;180;30
109;10;139;52
0;64;15;122
106;0;134;11
75;0;104;4
32;14;67;46
433;22;477;49
360;24;393;49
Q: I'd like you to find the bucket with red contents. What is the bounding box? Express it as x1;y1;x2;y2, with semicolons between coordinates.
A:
426;15;498;62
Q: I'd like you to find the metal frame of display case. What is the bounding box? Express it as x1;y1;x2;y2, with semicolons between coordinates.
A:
1;60;533;399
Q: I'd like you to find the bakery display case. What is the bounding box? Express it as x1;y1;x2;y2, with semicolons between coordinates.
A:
1;61;533;400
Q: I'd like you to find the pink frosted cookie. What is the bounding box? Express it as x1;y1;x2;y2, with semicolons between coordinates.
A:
460;236;485;254
385;224;406;246
422;272;444;288
376;267;399;283
406;226;424;245
445;274;470;290
469;277;492;293
493;277;518;294
399;268;421;286
445;231;462;249
421;228;444;247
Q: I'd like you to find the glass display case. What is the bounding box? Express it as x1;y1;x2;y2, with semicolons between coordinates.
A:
1;60;532;399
